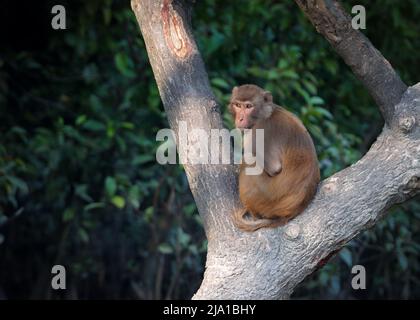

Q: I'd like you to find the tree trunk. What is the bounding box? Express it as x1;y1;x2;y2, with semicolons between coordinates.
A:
131;0;420;299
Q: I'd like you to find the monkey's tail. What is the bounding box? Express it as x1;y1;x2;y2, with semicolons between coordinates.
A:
233;208;289;232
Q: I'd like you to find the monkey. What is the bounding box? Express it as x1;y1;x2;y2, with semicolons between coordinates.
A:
229;84;320;232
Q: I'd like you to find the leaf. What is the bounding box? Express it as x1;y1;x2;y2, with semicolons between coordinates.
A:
0;215;7;227
82;120;106;132
111;196;126;209
103;7;112;25
115;53;136;78
7;176;29;194
130;199;140;210
76;114;87;126
128;185;141;209
78;228;89;243
132;154;154;166
247;66;265;77
144;206;154;222
121;122;135;130
62;208;75;222
107;124;116;138
397;252;408;270
211;78;230;89
277;59;288;69
89;95;102;111
319;270;329;286
331;275;340;295
325;60;338;74
310;96;325;106
292;83;310;103
84;202;106;212
188;244;198;255
177;228;191;247
10;126;27;140
314;107;333;119
281;69;298;79
183;203;196;216
303;80;317;95
116;136;127;153
158;243;173;254
75;184;93;203
267;69;279;80
339;247;352;267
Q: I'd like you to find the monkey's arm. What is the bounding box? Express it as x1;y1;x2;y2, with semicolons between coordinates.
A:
254;144;282;176
251;126;282;177
262;150;282;177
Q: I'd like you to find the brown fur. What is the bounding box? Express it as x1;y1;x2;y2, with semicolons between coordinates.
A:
230;85;320;232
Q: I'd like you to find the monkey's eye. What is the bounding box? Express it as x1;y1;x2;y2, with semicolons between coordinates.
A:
246;103;253;109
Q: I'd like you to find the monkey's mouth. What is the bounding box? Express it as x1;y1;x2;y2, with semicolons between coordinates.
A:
235;122;252;130
236;126;252;130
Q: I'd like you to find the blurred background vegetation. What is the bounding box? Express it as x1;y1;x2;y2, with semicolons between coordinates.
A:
0;0;419;299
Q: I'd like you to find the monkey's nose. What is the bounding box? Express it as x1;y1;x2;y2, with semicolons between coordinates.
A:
236;119;247;129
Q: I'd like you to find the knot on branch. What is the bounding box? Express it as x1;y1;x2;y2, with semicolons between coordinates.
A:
295;0;355;44
161;0;192;59
399;116;416;133
130;0;139;12
322;177;339;194
399;176;420;199
210;101;219;114
392;83;420;134
284;223;301;240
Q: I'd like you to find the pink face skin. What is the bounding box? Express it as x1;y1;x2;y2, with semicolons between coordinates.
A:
232;101;255;129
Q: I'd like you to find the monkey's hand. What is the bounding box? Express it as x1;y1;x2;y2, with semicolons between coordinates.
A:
255;148;282;177
264;158;282;177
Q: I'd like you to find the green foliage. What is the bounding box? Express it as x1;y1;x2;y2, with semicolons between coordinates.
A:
0;0;419;299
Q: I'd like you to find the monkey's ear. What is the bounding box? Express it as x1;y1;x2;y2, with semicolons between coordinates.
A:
263;91;273;103
232;86;238;94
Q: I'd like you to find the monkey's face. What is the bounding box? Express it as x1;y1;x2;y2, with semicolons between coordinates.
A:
229;85;274;129
230;101;258;129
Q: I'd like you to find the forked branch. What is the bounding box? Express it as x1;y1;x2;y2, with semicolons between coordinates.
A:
131;0;419;299
294;0;407;125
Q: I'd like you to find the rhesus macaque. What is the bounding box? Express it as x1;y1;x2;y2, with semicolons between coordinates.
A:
229;84;320;232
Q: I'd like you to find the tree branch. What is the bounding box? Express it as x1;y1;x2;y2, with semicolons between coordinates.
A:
131;0;240;241
294;0;407;126
131;0;420;299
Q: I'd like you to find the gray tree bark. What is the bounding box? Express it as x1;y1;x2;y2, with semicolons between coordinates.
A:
131;0;420;299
